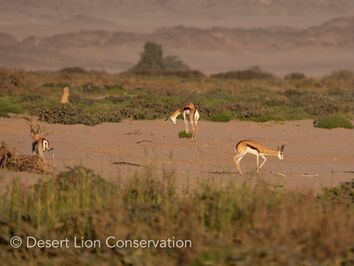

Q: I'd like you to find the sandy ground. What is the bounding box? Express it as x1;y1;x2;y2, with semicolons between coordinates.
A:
0;117;353;192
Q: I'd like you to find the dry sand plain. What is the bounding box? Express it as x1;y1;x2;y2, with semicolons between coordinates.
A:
0;117;353;192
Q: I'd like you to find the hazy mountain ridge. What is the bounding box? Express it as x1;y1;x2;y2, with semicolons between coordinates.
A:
0;16;353;74
3;16;354;49
1;0;354;38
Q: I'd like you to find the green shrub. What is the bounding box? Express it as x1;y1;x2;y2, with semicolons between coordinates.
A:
0;97;23;116
178;131;193;138
208;111;233;122
315;114;353;129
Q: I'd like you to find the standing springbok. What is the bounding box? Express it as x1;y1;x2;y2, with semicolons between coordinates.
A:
167;103;200;141
233;139;285;175
30;124;54;159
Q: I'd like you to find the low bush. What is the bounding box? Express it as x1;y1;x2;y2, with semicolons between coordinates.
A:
322;70;354;88
129;70;205;79
37;104;102;126
321;180;353;206
0;97;23;117
0;142;47;173
208;111;233;122
284;72;306;80
60;66;87;74
178;131;193;138
315;114;353;129
211;66;275;80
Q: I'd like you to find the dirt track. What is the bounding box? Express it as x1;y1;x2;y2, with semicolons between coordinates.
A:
0;117;353;191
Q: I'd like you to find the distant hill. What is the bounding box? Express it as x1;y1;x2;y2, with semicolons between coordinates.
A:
0;16;354;75
0;33;17;47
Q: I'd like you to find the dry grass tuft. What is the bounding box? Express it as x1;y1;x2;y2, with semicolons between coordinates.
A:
0;142;48;173
0;167;352;265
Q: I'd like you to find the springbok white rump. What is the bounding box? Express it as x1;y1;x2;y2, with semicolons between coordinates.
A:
167;103;200;141
233;139;285;175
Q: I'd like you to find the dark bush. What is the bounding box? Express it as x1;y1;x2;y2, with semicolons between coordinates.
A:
211;66;275;80
284;72;306;80
19;94;43;102
96;111;122;123
321;180;353;206
130;70;205;79
60;67;87;74
37;104;102;126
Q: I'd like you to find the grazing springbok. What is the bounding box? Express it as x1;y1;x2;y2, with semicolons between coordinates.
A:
167;103;200;141
233;139;285;175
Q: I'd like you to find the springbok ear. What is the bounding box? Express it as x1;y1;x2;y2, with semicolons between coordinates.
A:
280;144;285;152
277;146;280;151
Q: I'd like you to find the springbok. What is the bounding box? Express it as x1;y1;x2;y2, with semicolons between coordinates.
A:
30;124;54;159
167;103;200;141
233;139;285;175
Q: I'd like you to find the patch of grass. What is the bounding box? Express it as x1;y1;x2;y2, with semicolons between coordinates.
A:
0;168;353;265
208;111;233;122
0;96;23;117
315;114;353;129
0;68;26;94
321;180;353;207
36;104;102;126
178;130;193;138
284;72;306;80
0;68;354;124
